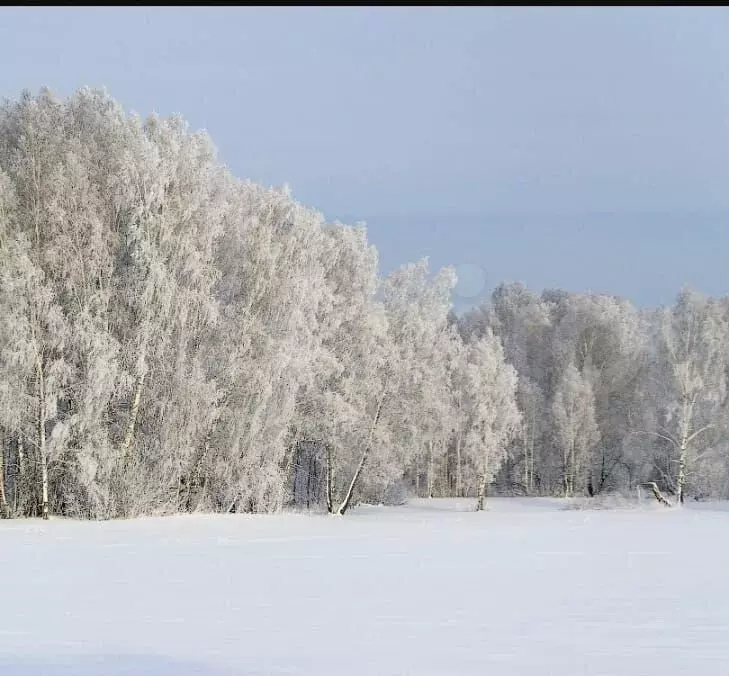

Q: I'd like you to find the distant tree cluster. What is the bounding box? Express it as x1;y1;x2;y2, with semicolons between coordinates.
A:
460;283;729;505
0;88;727;520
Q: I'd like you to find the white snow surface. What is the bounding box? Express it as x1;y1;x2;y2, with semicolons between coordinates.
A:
1;497;728;675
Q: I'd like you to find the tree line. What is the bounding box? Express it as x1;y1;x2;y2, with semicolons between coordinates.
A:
0;88;727;520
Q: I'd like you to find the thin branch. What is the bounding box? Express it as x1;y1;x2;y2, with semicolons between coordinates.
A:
686;424;713;446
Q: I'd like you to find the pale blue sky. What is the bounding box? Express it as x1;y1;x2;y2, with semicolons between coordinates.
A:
1;7;728;308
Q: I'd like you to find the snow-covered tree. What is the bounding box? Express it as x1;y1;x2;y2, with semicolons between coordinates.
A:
2;85;727;522
380;260;458;500
0;91;76;519
551;363;600;497
291;222;389;514
459;330;521;510
649;289;729;504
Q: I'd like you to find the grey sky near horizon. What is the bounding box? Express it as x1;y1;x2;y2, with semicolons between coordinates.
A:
1;6;728;309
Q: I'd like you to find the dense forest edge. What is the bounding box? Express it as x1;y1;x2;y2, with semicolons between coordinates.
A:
0;87;727;521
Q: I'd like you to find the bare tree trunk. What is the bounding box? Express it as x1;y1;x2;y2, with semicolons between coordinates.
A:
120;368;146;467
526;411;535;495
674;394;697;506
16;435;25;515
440;440;448;498
522;421;529;497
306;451;316;509
336;448;367;516
0;435;9;519
564;439;576;498
427;440;434;498
642;482;672;507
476;451;490;511
336;380;388;516
325;443;333;514
529;445;535;495
455;435;462;498
528;411;536;495
676;446;687;505
35;356;49;520
476;474;488;511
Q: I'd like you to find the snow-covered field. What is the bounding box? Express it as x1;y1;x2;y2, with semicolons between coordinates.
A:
1;498;728;676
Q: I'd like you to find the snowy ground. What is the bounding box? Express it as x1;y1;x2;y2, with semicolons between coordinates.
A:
1;497;728;676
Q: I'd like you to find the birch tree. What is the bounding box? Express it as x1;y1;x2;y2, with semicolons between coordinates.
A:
487;283;552;494
551;293;646;494
552;363;600;497
0;90;76;519
0;171;19;518
650;289;728;504
460;330;521;510
3;84;729;520
291;222;388;514
380;260;458;501
210;183;330;513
